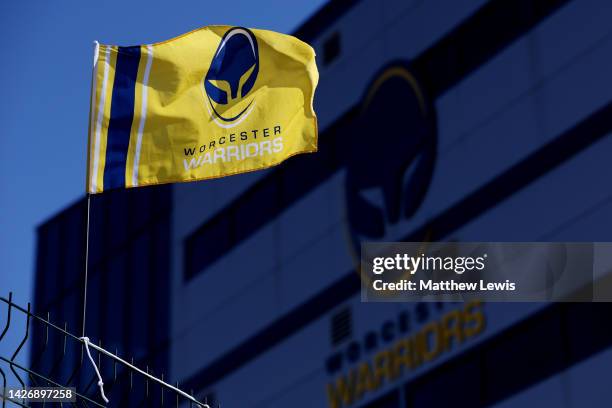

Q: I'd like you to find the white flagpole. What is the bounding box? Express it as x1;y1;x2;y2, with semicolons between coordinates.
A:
81;193;91;338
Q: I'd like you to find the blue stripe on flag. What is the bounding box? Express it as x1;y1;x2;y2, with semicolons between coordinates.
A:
104;46;141;190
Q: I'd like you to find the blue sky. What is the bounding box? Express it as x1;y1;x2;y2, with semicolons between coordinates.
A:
0;0;326;365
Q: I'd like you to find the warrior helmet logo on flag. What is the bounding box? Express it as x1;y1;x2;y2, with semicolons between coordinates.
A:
204;27;260;127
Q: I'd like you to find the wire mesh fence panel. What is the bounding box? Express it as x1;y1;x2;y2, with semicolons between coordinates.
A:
0;293;212;408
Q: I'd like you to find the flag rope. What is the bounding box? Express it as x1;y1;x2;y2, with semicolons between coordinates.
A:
80;338;210;407
80;336;109;403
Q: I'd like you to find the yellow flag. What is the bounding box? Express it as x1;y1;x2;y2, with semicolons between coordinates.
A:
86;26;318;194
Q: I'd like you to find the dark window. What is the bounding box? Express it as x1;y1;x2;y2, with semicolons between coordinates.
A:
408;355;482;408
483;309;564;403
323;32;341;66
184;213;234;280
361;389;400;408
331;307;352;346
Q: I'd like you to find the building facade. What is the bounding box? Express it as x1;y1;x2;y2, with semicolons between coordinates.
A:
34;0;612;407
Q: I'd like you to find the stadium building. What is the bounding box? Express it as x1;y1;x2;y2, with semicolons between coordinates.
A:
34;0;612;406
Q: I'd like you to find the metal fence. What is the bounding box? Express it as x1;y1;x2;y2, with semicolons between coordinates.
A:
0;293;212;408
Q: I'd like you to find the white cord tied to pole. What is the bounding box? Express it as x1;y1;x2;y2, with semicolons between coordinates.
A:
80;336;109;404
79;337;209;407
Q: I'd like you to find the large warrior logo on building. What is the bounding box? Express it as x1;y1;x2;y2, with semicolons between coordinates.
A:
204;27;259;128
344;61;437;258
